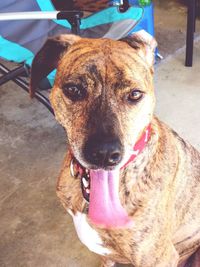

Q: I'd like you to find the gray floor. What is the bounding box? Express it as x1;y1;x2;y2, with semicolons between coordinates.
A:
155;42;200;151
0;1;200;267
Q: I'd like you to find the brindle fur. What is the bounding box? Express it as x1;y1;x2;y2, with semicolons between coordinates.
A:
30;35;200;267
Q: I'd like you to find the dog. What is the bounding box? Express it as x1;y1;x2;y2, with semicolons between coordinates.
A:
30;31;200;267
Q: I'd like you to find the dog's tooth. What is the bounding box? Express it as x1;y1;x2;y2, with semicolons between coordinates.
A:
82;177;89;188
85;169;89;174
70;159;75;177
86;188;90;194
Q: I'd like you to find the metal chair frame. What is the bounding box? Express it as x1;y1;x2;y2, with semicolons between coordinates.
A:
0;10;86;115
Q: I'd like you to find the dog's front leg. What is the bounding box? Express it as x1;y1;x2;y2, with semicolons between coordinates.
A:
131;242;179;267
154;242;179;267
100;257;116;267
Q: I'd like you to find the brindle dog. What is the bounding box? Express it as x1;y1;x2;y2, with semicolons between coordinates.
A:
30;33;200;267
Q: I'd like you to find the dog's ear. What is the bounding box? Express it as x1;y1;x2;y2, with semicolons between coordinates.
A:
30;34;80;98
120;30;157;67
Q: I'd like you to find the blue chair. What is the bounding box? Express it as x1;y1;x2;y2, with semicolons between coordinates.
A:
128;0;160;59
0;0;143;113
129;0;154;36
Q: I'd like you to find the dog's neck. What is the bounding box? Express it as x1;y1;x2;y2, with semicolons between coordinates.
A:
119;120;160;215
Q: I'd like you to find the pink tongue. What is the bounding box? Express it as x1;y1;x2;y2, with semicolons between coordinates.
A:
88;169;132;228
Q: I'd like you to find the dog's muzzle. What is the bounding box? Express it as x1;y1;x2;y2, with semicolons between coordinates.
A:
69;125;151;228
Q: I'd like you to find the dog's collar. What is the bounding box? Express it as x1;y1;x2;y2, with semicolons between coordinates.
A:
70;124;151;202
122;124;151;168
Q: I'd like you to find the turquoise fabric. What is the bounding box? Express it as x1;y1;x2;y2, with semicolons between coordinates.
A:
48;70;56;86
81;6;143;29
0;35;34;63
0;35;55;85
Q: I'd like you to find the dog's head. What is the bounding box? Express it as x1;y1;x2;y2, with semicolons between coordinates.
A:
30;32;157;171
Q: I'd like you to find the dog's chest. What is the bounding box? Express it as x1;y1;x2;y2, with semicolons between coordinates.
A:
68;210;111;256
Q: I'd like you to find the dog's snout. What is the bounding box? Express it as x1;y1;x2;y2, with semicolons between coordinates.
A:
84;135;123;168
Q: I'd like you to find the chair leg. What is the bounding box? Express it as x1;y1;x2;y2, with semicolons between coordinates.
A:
0;65;27;86
185;0;196;67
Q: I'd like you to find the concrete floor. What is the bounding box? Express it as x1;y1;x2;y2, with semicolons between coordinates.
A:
155;42;200;151
0;1;200;267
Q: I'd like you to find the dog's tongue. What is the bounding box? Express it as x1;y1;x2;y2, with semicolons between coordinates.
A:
88;169;132;228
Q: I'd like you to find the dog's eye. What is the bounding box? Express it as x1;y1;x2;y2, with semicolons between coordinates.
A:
127;89;143;102
62;84;87;101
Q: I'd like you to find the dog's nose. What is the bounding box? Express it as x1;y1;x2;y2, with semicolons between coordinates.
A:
84;135;123;167
92;144;122;166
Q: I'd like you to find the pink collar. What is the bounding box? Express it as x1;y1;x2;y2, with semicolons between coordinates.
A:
122;124;151;169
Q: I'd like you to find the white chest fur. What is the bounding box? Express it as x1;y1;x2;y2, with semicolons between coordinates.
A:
68;210;111;256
